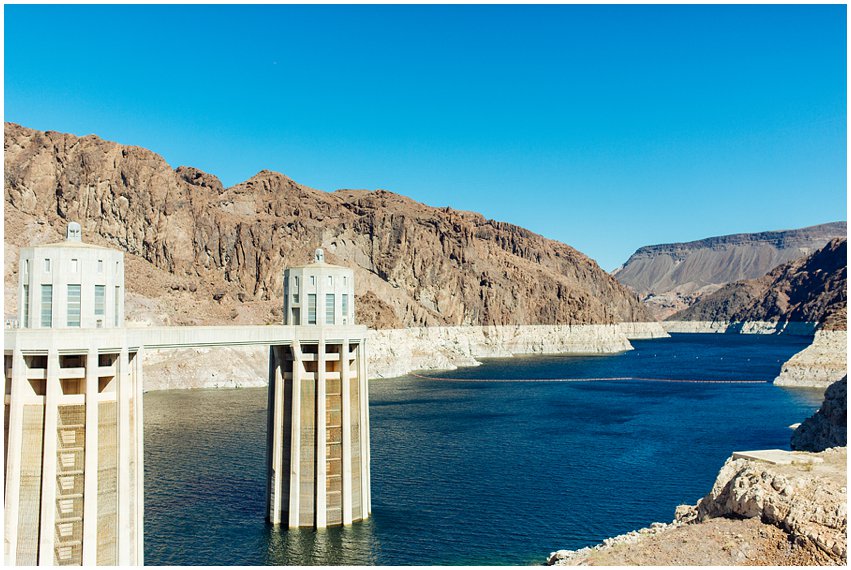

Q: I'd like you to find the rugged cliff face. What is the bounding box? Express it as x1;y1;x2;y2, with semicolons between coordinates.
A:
668;239;847;328
791;377;847;451
613;223;846;319
4;122;652;328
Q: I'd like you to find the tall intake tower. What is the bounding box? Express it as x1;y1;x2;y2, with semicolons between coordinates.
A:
267;249;371;527
5;232;372;564
4;223;143;565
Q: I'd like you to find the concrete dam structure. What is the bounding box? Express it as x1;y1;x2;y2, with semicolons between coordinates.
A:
3;225;371;566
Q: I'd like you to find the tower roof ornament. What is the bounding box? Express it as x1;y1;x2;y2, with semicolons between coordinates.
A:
67;221;82;242
314;248;325;263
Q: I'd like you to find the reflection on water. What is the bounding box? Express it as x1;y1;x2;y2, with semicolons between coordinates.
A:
145;333;821;565
264;522;380;565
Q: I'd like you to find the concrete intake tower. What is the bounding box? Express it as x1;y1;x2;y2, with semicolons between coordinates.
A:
4;227;372;566
267;249;371;527
4;223;141;565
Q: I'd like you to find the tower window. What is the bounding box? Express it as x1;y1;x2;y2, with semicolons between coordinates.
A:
71;258;78;272
95;285;105;316
342;294;349;320
328;275;333;287
67;284;81;327
22;284;29;327
44;258;51;272
307;294;317;324
325;293;335;324
41;284;53;327
97;259;104;273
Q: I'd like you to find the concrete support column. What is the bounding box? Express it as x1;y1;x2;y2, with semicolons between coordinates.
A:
269;346;285;523
341;338;353;525
265;346;277;523
117;347;130;565
82;347;99;565
315;340;327;529
38;349;60;565
357;341;369;519
288;343;302;528
359;339;372;515
135;346;145;565
4;348;27;564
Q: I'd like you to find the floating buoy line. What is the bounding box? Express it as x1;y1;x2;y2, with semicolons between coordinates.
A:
410;373;767;384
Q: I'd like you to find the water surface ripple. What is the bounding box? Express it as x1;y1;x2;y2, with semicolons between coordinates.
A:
144;333;823;565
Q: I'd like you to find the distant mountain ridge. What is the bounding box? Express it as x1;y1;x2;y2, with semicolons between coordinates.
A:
626;224;846;259
613;222;847;319
670;238;847;330
3;122;652;329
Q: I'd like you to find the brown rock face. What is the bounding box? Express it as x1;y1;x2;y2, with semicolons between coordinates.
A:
4;122;651;328
669;238;847;329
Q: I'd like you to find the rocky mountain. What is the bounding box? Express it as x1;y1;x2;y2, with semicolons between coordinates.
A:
669;238;847;329
4;122;652;329
613;222;846;319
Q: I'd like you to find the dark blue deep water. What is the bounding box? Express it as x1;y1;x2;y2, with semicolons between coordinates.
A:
144;333;824;565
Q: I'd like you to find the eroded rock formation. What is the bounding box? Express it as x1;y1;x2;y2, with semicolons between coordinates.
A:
695;449;847;562
774;331;848;389
791;377;847;451
4;122;652;330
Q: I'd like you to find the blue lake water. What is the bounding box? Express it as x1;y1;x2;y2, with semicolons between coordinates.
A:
144;333;824;565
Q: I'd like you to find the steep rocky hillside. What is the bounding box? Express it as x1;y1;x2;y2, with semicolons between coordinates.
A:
613;222;846;319
669;238;847;329
4;122;651;329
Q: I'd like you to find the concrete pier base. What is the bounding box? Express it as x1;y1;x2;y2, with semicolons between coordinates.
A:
3;343;143;565
266;338;370;528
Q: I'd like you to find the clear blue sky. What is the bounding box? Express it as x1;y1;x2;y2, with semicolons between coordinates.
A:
5;4;847;270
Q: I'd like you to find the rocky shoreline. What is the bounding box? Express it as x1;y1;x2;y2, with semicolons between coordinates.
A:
135;318;845;393
775;330;848;389
140;322;668;391
663;320;818;335
548;447;847;566
547;377;848;566
368;322;668;379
